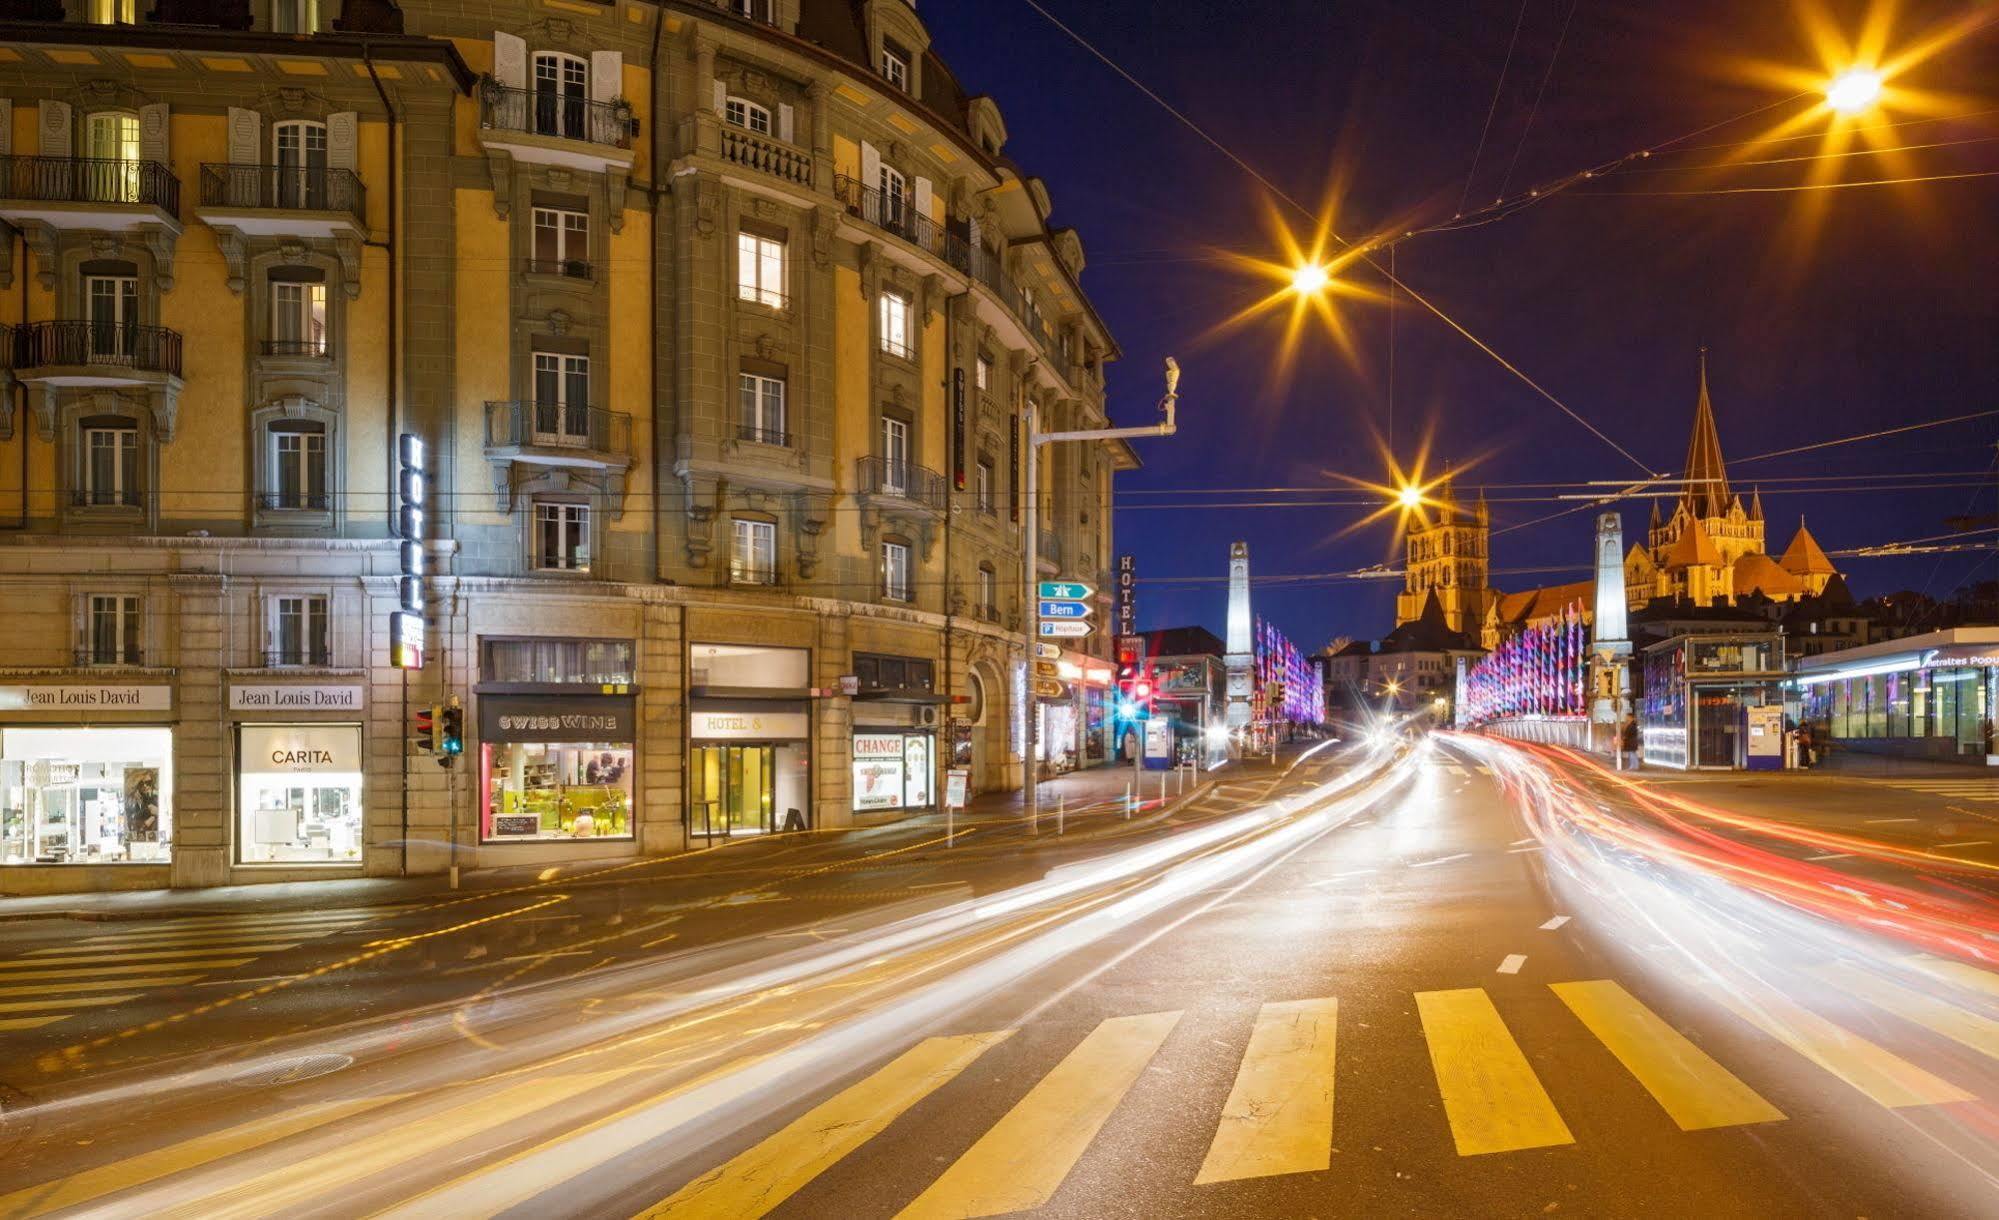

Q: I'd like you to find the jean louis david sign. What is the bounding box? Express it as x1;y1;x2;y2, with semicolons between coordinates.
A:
0;684;173;712
229;685;365;712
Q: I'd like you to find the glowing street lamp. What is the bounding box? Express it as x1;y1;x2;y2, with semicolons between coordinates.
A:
1289;261;1331;297
1826;68;1883;114
1396;482;1424;511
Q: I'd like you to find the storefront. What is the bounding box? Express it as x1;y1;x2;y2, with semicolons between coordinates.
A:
0;683;175;869
1639;632;1789;770
1796;629;1999;763
689;642;813;839
851;725;935;814
235;723;363;864
478;693;636;842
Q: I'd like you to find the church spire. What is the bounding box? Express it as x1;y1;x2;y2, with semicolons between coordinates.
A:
1681;347;1732;521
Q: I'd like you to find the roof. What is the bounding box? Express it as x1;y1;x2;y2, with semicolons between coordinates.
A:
1380;591;1478;652
1779;519;1837;575
1493;581;1594;626
1680;352;1733;520
1660;514;1724;569
1731;552;1805;598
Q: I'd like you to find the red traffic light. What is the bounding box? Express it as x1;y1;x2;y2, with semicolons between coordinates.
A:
1132;680;1152;700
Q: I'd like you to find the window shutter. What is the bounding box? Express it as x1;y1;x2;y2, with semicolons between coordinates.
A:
968;213;981;252
860;140;880;194
38;100;71;157
712;78;727;115
493;31;527;89
913;176;933;222
590;50;622;104
139;103;169;165
227;106;261;165
326;111;358;171
0;100;10;159
777;102;794;144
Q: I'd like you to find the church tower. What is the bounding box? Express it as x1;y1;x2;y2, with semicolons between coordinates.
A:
1649;350;1766;567
1395;475;1491;637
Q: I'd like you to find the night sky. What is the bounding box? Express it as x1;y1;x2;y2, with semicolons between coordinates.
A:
921;0;1999;651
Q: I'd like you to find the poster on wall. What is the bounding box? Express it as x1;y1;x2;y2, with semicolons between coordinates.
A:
903;735;931;808
125;767;160;842
853;733;905;810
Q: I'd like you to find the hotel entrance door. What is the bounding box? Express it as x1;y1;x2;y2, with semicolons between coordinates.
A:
689;743;775;839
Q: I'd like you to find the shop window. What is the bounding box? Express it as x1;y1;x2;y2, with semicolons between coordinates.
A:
1;727;171;865
80;420;140;508
533;501;590;572
878;289;912;359
731;517;777;585
881;539;911;602
484;741;633;842
266;421;328;511
854;653;935;693
738;371;787;445
853;731;932;812
481;637;635;685
237;724;360;864
532;206;590;277
736;231;785;308
268;273;328;356
724;96;772;136
689;642;809;689
268;594;330;666
84;594;143;666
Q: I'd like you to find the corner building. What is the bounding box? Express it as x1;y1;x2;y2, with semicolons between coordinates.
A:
0;0;1127;893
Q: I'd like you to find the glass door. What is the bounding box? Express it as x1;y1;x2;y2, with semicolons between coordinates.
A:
273;121;328;209
533;53;589;139
881;417;909;496
689;744;777;840
86;112;141;202
532;353;590;446
87;275;138;362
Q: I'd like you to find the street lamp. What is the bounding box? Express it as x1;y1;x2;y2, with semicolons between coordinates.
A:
1289;262;1330;297
1396;482;1424;510
1826;68;1883;114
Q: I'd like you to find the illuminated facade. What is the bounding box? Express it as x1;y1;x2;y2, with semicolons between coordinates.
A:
0;0;1126;892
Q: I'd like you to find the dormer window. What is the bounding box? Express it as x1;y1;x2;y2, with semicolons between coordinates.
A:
724;97;772;136
90;0;136;23
880;43;910;93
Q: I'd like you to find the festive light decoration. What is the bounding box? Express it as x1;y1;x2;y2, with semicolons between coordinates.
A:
1254;616;1327;727
1459;599;1588;725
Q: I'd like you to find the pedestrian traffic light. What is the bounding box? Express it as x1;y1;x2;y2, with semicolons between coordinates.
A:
412;704;438;753
439;698;464;760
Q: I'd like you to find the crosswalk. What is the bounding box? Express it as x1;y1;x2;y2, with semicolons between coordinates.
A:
1865;778;1999;804
7;961;1998;1218
0;908;379;1034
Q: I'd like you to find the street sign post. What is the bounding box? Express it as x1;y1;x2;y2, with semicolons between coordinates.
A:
1038;581;1093;601
1033;660;1061;679
1040;600;1091;619
1038;620;1091;638
1034;642;1062;660
1031;677;1066;699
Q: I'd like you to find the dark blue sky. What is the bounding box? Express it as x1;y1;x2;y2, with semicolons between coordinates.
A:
925;0;1999;650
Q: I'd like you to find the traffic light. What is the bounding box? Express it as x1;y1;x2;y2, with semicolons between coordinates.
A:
412;704;438;753
439;698;464;760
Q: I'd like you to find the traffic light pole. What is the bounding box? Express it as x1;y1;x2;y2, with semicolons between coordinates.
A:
1024;358;1180;833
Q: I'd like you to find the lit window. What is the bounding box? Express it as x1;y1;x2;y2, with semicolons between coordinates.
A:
270;279;328;355
534;502;590;571
87;594;142;665
736;231;785;307
878;290;912;359
272;0;318;32
975;355;991;391
738;372;787;444
723;96;772;136
532;207;589;276
732;518;776;585
90;0;136;23
976;459;995;513
271;595;330;666
880;46;909;92
882;540;911;602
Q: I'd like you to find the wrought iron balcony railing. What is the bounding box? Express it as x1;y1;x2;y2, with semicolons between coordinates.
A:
16;321;183;377
485;400;632;458
480;80;635;150
262;338;329;357
833;174;967;271
71;488;142;508
0;155;179;215
721;126;812;186
260;491;331;511
75;645;145;667
198;163;364;224
524;257;594;280
737;423;792;447
264;645;333;667
856;455;946;511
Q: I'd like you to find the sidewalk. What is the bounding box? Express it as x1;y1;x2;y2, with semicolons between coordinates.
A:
1633;748;1996;783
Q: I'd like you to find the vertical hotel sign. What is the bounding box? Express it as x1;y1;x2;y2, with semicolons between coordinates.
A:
390;432;426;669
1116;554;1136;637
951;367;967;490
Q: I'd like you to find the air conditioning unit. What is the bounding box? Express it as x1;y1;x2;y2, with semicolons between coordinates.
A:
916;705;940;727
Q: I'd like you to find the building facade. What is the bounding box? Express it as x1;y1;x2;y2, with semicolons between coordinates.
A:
0;0;1126;892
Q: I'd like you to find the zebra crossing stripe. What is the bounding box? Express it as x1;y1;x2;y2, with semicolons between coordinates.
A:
1706;983;1971;1108
1415;988;1573;1156
1551;981;1783;1130
1816;963;1999;1064
1194;997;1338;1184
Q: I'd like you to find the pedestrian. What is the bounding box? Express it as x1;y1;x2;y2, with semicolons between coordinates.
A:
1619;714;1640;771
1795;721;1812;770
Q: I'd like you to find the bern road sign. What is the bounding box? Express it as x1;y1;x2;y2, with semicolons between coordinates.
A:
1038;620;1091;638
1040;600;1092;619
1034;642;1062;660
1038;581;1093;602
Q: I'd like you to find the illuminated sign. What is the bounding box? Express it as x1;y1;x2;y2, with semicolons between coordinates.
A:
391;432;426;670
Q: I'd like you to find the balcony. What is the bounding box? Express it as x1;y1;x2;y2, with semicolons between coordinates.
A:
484;399;632;516
720;127;813;188
856;456;946;512
74;645;146;668
0;156;180;232
259;491;332;512
262;338;329;358
736;423;792;448
264;645;333;668
478;79;637;176
15;320;183;383
524;257;594;282
195;164;365;240
834;174;967;270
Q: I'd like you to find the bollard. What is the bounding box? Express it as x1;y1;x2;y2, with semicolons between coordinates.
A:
1125;782;1133;819
1058;794;1065;835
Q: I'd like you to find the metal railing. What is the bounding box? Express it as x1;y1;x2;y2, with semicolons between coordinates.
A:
16;321;183;376
262;338;329;357
265;646;332;667
736;284;788;310
198;163;363;224
480;79;635;149
856;455;946;510
729;566;780;587
0;155;179;215
260;491;331;511
736;423;792;447
1037;530;1062;566
833;174;968;270
71;488;141;508
721;126;812;186
524;257;594;280
975;603;1000;623
75;645;144;667
485;400;632;457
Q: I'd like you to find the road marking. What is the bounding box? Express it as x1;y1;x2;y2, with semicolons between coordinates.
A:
68;926;360;949
0;1015;66;1031
0;995;136;1013
1706;984;1972;1108
642;1033;1011;1218
1864;817;1918;824
1539;916;1570;931
78;913;374;938
1551;980;1784;1131
0;1094;408;1219
0;975;201;998
1508;845;1544;854
1902;956;1999;1001
1410;853;1470;868
1817;963;1999;1064
1805;853;1854;862
898;1010;1182;1218
11;944;301;966
1935;841;1991;849
1194;997;1338;1185
0;960;257;982
1509;838;1535;847
1496;955;1527;975
1414;988;1573;1156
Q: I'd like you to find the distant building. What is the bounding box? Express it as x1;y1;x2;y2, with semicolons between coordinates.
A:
1318;592;1483;721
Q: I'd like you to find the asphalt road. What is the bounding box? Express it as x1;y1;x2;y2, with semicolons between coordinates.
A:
4;736;1999;1218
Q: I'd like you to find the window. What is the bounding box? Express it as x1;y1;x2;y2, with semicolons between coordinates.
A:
880;44;910;92
270;278;328;356
736;231;785;307
878;165;907;228
482;637;635;684
531;52;589;139
85;112;142;202
238;724;360;865
532;207;589;277
87;594;142;665
532;352;591;446
534;501;590;572
90;0;136;23
975;355;992;392
271;595;330;666
881;540;911;602
86;274;138;360
273;120;328;208
878;290;912;359
977;565;995;616
976;458;995;514
3;727;172;864
82;423;138;508
1020;284;1044;337
272;0;318;33
731;518;776;585
854;654;935;692
723;96;772;136
268;423;327;510
729;0;773;21
880;416;909;495
738;372;787;444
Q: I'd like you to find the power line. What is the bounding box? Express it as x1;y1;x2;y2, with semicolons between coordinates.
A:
1496;0;1580;199
1578;167;1999;196
1458;0;1533;214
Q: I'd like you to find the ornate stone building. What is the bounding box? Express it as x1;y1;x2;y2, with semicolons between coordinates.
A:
0;0;1127;892
1393;477;1490;639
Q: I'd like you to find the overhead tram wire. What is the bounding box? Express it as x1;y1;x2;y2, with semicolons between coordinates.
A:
1495;0;1581;200
1457;0;1534;215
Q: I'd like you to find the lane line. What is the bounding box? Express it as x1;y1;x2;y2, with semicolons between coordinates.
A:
1551;980;1784;1131
1414;988;1573;1156
639;1033;1012;1218
1805;853;1854;862
1816;963;1999;1063
69;926;364;948
1194;997;1338;1185
1496;955;1526;975
1410;853;1470;868
1507;846;1544;854
1935;841;1991;849
11;945;301;967
898;1010;1183;1218
1902;956;1999;1001
0;975;202;998
0;995;137;1013
0;1015;67;1031
1706;984;1972;1108
1865;818;1919;825
1539;916;1570;931
0;961;252;982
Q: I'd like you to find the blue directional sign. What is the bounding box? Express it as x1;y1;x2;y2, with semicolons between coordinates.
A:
1040;599;1092;619
1038;581;1093;601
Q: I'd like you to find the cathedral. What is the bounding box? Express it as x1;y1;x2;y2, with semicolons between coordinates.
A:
1392;355;1840;649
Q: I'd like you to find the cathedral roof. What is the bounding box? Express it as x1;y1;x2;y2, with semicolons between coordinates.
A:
1748;487;1765;522
1680;351;1733;520
1660;513;1723;569
1779;518;1837;575
1493;581;1594;626
1732;552;1805;598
